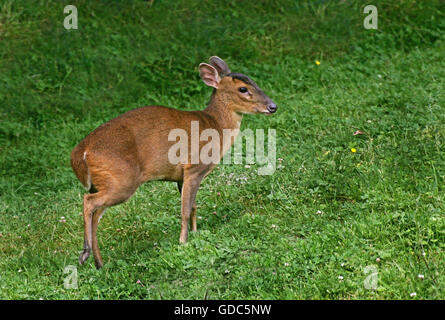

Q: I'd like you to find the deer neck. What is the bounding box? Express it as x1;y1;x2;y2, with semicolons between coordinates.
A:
204;91;243;132
200;91;243;161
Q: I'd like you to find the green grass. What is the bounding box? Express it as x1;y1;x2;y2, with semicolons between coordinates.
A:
0;0;444;299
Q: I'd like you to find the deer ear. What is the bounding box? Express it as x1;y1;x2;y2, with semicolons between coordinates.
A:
199;63;221;89
209;56;230;77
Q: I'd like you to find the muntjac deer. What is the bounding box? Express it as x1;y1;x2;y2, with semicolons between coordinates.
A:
71;56;277;269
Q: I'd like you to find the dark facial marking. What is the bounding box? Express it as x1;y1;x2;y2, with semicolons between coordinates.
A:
227;72;272;105
227;73;260;90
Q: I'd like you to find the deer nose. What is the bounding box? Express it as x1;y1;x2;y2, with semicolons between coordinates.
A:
267;103;277;113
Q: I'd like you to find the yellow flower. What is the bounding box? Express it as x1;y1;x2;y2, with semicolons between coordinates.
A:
351;148;357;153
315;60;321;65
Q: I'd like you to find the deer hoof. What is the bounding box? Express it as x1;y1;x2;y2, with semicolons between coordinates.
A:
79;249;90;265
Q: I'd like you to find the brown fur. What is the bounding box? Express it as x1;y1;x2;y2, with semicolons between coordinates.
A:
71;57;276;268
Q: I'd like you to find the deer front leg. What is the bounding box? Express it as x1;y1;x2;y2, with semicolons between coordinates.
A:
179;174;203;244
190;204;197;232
178;182;198;234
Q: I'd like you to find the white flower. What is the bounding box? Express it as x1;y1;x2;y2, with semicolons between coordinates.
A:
418;274;424;280
338;276;344;280
410;292;417;297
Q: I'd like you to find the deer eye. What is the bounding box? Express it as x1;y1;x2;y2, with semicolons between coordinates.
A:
238;87;248;93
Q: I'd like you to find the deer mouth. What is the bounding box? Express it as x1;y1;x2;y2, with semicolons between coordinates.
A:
254;107;273;115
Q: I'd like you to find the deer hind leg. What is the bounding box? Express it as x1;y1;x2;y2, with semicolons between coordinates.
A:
91;207;106;269
79;192;106;265
79;177;138;268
